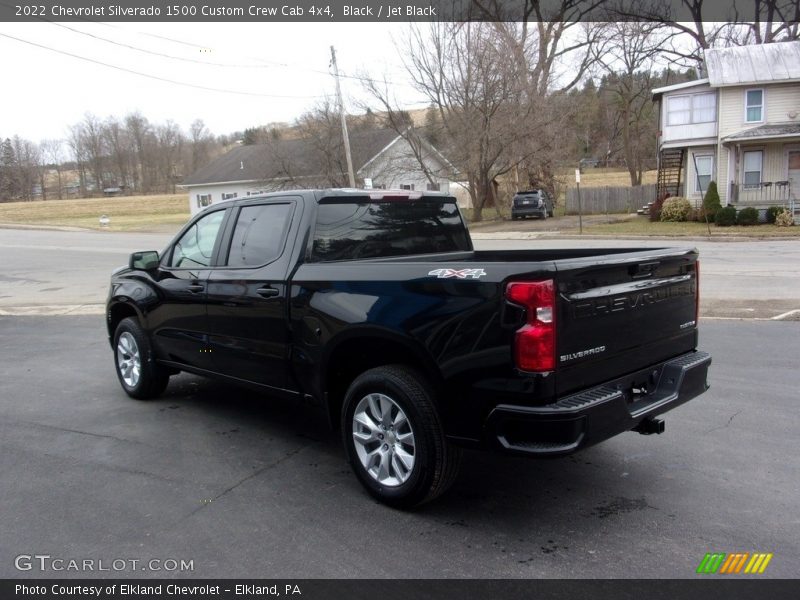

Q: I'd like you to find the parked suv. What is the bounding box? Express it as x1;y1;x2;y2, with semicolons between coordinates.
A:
512;189;554;220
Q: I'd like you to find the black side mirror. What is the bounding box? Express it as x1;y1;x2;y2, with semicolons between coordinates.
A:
129;250;160;271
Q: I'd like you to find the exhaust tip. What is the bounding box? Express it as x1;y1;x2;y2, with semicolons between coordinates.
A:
634;417;665;435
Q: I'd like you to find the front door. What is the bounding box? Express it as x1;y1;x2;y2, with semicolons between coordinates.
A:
146;208;227;370
789;151;800;201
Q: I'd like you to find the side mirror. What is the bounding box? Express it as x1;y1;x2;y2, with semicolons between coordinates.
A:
129;250;160;271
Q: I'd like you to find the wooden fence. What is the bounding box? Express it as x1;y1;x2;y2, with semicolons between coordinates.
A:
564;184;656;214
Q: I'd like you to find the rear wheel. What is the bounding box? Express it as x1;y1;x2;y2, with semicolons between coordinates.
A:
342;365;461;508
113;317;170;399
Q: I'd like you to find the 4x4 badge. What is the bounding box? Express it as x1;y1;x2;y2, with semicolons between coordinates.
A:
428;268;487;279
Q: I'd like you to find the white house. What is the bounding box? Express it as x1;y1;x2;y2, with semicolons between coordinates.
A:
652;42;800;218
181;128;459;216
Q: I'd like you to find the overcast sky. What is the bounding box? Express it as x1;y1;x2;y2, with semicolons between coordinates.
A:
0;22;425;142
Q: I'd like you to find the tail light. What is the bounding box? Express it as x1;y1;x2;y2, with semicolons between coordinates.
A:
695;260;700;320
506;280;556;372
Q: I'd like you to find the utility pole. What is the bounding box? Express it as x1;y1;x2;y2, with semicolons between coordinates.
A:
330;45;356;188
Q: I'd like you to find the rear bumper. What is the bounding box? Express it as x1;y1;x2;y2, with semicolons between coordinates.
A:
512;206;546;217
484;350;711;456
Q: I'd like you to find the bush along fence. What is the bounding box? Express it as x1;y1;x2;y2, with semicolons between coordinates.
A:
565;184;656;215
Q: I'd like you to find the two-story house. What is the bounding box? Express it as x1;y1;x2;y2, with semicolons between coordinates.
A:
653;42;800;219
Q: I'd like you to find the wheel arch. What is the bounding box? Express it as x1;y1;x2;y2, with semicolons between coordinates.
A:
107;299;143;344
320;328;445;430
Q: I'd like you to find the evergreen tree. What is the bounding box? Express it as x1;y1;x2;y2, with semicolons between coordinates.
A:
0;138;20;201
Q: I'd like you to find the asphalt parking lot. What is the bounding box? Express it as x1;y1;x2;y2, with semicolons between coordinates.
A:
1;315;798;578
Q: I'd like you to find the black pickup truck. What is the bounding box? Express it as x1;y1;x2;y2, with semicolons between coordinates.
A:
107;189;710;507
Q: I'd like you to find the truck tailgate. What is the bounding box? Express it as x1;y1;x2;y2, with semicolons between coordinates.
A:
555;248;699;396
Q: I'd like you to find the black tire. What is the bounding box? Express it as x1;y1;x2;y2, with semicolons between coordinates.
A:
341;365;461;508
113;317;170;400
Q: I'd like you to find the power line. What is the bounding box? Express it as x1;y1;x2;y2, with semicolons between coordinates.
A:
47;21;278;69
71;19;419;88
0;32;327;100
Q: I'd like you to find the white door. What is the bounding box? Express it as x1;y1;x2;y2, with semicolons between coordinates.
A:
789;151;800;223
789;151;800;198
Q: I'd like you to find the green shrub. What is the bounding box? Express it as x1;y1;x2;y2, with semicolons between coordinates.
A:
766;206;784;224
714;206;737;227
660;197;693;222
701;181;722;220
775;209;794;227
736;207;759;226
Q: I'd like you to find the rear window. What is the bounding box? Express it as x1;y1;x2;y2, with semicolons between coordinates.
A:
312;200;471;261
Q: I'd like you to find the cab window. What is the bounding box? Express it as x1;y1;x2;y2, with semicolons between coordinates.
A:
225;203;293;267
170;210;225;268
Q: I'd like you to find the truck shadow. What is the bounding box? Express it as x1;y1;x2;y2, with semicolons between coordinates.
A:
160;374;673;529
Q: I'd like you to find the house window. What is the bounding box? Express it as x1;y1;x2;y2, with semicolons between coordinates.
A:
742;150;763;187
692;93;716;123
399;184;415;191
667;96;691;126
667;93;716;125
694;155;713;192
222;192;238;201
196;194;211;208
426;182;441;191
745;89;764;123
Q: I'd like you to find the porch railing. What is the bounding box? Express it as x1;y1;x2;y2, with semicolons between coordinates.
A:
730;181;793;206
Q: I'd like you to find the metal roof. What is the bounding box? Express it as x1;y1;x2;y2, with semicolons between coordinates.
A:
705;42;800;87
722;123;800;142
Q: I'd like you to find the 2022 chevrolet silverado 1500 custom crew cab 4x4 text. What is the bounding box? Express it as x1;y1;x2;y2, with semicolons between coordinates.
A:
107;189;710;507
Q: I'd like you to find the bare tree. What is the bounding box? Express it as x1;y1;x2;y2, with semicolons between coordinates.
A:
189;119;214;173
613;0;800;68
67;125;88;197
154;121;183;194
125;112;153;193
79;113;108;194
40;139;65;199
292;99;354;188
104;117;132;192
595;21;667;185
374;22;537;220
11;136;44;201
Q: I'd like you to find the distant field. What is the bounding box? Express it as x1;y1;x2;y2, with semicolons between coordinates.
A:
0;194;190;231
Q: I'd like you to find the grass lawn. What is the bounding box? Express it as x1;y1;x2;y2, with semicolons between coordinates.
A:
574;168;657;188
0;194;190;231
570;216;800;237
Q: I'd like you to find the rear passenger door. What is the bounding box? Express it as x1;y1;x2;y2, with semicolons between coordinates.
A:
205;198;298;391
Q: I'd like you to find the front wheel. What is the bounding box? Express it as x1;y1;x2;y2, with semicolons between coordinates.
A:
342;365;461;508
113;317;170;400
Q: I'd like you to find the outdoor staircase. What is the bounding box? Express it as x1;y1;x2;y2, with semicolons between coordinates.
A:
656;148;685;201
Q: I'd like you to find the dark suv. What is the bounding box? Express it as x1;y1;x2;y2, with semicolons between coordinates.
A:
512;189;554;220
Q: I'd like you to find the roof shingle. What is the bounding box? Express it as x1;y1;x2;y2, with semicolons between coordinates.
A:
182;128;399;186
